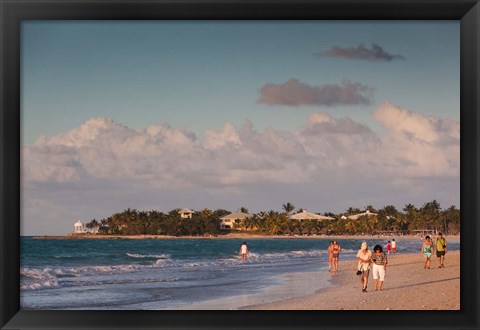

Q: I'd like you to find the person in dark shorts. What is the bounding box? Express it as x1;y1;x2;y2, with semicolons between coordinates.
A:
435;233;447;268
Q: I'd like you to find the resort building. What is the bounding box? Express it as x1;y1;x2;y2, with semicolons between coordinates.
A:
179;208;194;219
73;220;86;234
346;210;378;220
219;210;252;230
289;210;335;221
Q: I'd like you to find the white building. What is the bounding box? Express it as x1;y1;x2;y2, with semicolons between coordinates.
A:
219;210;252;230
74;221;85;233
347;210;378;220
289;210;335;221
179;208;194;219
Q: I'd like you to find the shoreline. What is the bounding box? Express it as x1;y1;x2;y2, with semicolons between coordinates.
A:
241;250;460;310
30;233;461;240
21;237;460;310
173;267;332;310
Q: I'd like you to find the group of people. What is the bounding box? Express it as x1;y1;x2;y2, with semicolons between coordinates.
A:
328;240;392;292
240;234;448;293
421;232;448;269
356;242;388;292
327;240;341;272
355;234;448;293
386;239;396;254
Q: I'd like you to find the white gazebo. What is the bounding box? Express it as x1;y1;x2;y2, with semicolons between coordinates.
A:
347;210;378;220
178;208;194;219
289;210;335;221
219;210;253;230
74;221;85;234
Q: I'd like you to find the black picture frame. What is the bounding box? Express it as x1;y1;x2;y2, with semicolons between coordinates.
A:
1;0;479;329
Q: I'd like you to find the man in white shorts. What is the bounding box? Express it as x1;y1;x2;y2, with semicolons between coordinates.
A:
372;244;388;291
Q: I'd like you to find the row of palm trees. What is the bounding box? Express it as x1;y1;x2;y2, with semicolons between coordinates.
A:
84;200;459;237
85;208;230;236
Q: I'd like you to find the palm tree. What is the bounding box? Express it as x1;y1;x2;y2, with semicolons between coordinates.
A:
395;214;410;232
249;214;262;232
403;203;421;231
99;219;109;234
377;205;398;231
345;221;358;234
302;219;318;235
346;207;361;215
365;205;378;213
234;219;247;231
198;208;213;220
420;200;442;231
282;202;295;216
85;219;99;232
403;203;417;214
440;205;460;234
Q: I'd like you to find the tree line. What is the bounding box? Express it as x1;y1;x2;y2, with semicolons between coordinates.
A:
84;200;460;237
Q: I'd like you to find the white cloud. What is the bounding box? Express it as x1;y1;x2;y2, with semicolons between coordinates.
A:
373;102;459;177
204;122;241;150
308;112;334;124
22;105;459;234
23;106;459;185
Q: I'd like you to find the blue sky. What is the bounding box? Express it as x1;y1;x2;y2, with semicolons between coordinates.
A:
21;21;459;235
22;21;459;144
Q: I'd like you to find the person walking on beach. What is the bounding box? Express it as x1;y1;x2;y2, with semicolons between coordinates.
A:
240;242;248;262
331;240;341;272
435;233;447;268
356;242;372;292
327;241;334;271
372;244;388;291
386;241;392;254
391;239;397;254
421;235;434;269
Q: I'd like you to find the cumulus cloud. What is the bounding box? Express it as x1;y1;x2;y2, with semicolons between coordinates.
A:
23;106;458;188
373;102;459;177
257;79;374;106
315;43;405;62
22;107;459;234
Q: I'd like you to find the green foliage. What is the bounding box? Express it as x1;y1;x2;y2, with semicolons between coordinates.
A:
85;201;460;237
282;202;295;216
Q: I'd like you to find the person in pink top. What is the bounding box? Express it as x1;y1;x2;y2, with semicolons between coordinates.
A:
386;241;392;254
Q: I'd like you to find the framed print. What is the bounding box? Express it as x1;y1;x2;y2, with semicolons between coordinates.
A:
1;0;479;329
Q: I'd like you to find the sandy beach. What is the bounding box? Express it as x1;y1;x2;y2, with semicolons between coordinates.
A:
243;250;460;310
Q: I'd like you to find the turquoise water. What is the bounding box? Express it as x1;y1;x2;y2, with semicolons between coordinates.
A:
20;237;459;309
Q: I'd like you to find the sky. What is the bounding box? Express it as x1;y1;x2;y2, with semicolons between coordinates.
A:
21;20;460;235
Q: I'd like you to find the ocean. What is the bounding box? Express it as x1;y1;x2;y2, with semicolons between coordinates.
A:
20;236;460;310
